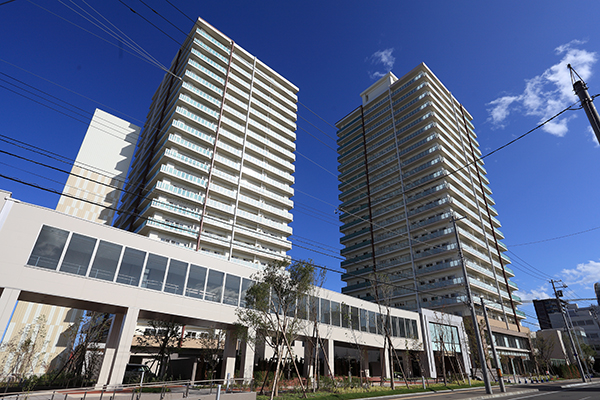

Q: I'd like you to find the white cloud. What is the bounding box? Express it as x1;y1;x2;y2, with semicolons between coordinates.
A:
487;40;597;136
368;48;395;80
588;126;600;147
561;260;600;288
515;285;552;301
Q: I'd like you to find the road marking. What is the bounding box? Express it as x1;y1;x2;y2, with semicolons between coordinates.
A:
505;391;558;400
577;397;590;400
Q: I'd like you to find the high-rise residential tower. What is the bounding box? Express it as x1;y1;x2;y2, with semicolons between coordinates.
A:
115;18;298;268
336;64;524;328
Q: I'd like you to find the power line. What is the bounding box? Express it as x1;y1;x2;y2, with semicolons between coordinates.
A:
507;224;600;247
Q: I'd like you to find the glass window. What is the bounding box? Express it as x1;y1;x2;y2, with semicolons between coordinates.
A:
89;241;122;281
116;248;146;286
398;317;406;337
27;225;69;270
351;306;359;330
286;297;296;317
368;311;377;334
360;309;368;332
205;270;224;302
391;316;398;337
141;254;168;291
320;299;330;324
223;274;241;306
411;320;418;339
239;278;253;308
341;304;350;328
164;259;188;295
331;302;341;327
185;264;207;299
297;296;308;319
377;313;384;334
309;296;319;322
60;233;96;276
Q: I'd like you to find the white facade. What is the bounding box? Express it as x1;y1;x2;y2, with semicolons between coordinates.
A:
0;190;457;384
57;109;140;225
115;17;298;270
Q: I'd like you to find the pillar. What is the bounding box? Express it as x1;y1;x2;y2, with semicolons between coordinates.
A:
324;339;335;377
303;339;314;379
361;348;370;378
221;329;237;379
96;307;140;387
239;337;255;382
0;288;20;343
381;346;390;379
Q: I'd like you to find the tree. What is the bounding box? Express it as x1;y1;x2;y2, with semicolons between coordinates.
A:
0;315;48;381
530;333;555;374
197;328;225;381
236;260;317;400
132;320;185;379
51;312;113;385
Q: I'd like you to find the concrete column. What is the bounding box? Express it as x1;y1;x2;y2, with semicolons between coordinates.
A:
303;339;314;379
361;348;370;378
381;346;390;379
221;329;237;379
0;288;20;343
324;339;335;377
97;307;140;387
239;338;255;382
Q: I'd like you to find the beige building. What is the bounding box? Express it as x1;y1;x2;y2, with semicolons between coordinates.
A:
56;108;140;225
0;110;139;377
115;17;298;269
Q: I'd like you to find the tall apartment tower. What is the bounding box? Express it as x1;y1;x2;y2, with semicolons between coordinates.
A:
115;18;298;268
336;63;524;326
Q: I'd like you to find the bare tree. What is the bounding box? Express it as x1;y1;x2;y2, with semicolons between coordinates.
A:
236;260;317;400
0;315;48;382
530;333;555;375
133;320;185;379
197;328;225;381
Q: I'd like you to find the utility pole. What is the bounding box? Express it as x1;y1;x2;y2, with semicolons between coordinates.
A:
452;215;492;394
550;279;586;382
569;64;600;144
481;298;506;392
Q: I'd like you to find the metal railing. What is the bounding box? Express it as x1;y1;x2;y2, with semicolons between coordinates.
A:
0;378;254;400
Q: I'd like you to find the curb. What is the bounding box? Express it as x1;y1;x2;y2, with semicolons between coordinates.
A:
463;389;539;400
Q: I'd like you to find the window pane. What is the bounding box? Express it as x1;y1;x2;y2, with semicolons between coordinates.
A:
391;316;398;337
60;233;96;276
360;309;368;332
205;270;224;302
398;317;406;337
368;311;377;334
331;302;341;327
223;274;241;306
309;296;319;322
341;304;350;328
351;306;359;330
239;278;253;308
164;259;188;295
297;296;308;319
116;248;146;286
141;254;168;291
320;299;330;324
186;264;207;299
411;320;418;339
28;225;69;270
89;241;122;281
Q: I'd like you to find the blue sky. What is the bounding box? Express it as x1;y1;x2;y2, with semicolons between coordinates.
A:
2;1;600;329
